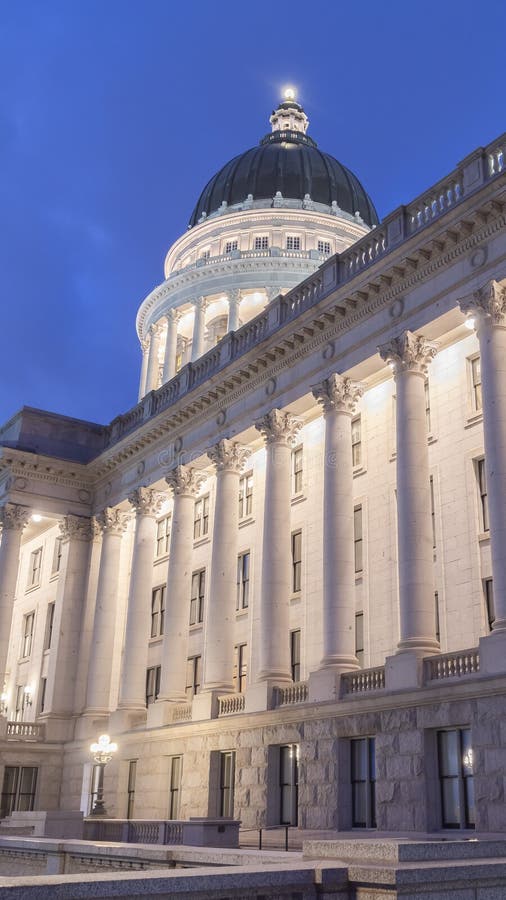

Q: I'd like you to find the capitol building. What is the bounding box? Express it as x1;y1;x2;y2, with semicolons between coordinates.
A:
0;92;505;837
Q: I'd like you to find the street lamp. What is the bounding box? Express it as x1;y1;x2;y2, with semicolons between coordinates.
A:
89;733;117;816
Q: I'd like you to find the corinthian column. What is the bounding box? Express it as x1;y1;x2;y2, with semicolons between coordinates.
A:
84;508;128;714
255;410;302;682
138;338;150;401
145;322;164;392
163;310;180;383
0;504;30;692
117;489;165;713
202;440;251;693
312;374;364;673
227;290;242;332
191;297;207;361
460;280;506;642
379;331;439;663
158;466;206;702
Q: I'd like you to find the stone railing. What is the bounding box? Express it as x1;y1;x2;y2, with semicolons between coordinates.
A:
218;694;245;716
274;681;308;707
175;247;328;275
340;666;386;697
171;703;192;723
84;819;184;845
6;721;45;741
425;648;480;682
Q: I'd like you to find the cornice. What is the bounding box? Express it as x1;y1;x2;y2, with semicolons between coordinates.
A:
0;448;94;493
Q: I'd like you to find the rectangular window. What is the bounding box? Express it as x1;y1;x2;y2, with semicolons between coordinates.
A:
425;378;431;433
292;446;303;494
355;612;364;667
291;530;302;593
44;602;55;651
286;236;301;250
290;630;301;682
219;751;236;818
225;240;238;253
14;685;24;722
254;236;269;250
430;476;436;550
127;760;137;819
236;552;250;610
351;737;376;828
193;495;210;540
435;592;440;643
51;537;63;575
156;515;171;558
484;578;495;631
471;355;482;411
238;472;253;519
151;585;166;638
190;570;205;625
477;459;489;532
354;506;363;574
27;547;42;589
317;239;331;255
200;248;210;260
168;755;183;819
39;678;47;714
279;744;299;825
233;643;248;693
21;612;35;658
437;728;474;829
145;665;161;706
351;416;362;467
185;655;201;699
0;767;38;819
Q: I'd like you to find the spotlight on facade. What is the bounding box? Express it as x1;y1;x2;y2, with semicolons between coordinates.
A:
89;734;118;817
465;317;476;330
31;514;42;523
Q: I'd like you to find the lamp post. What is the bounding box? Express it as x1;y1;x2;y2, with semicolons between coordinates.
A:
89;733;117;816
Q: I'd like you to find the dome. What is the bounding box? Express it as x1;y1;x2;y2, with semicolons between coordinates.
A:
188;97;379;229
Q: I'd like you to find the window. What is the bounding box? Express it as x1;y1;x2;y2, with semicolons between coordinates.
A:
425;378;431;433
39;678;47;714
292;446;303;495
185;655;201;699
430;476;436;550
233;644;248;693
156;515;171;558
238;472;253;519
151;586;166;638
318;239;331;255
194;495;209;540
168;756;182;819
470;355;482;411
14;685;24;722
21;612;35;658
291;531;302;593
236;552;250;610
351;737;376;828
286;236;301;251
279;744;299;825
484;578;495;631
351;416;362;467
51;537;63;575
145;665;161;706
354;506;363;574
190;570;205;625
254;236;269;250
435;592;440;643
437;728;474;829
219;751;236;818
476;458;489;531
44;602;55;651
290;630;301;682
225;240;238;253
127;760;137;819
27;547;42;589
200;248;210;260
0;767;38;819
355;612;364;667
89;764;101;815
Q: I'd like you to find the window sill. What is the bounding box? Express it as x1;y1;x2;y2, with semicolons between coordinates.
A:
149;636;163;646
239;516;254;529
353;465;367;478
193;536;210;549
478;531;490;544
235;609;249;620
465;410;483;429
189;623;204;634
355;573;364;584
290;592;302;604
154;553;170;565
49;572;60;582
24;584;40;595
291;493;306;506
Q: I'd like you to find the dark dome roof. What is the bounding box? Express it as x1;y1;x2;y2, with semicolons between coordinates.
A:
188;113;379;228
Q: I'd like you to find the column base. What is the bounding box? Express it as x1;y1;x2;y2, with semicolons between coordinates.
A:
245;680;282;713
308;666;356;703
146;698;191;728
37;714;75;742
385;650;426;691
109;707;147;733
74;712;110;741
192;691;221;721
479;629;506;676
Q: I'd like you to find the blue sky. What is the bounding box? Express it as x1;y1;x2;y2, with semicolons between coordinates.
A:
0;0;504;426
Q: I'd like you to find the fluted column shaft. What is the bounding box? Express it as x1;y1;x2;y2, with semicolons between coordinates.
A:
203;441;250;691
191;298;206;361
163;310;179;383
0;504;30;690
138;339;149;400
255;410;302;681
145;323;163;392
85;508;127;713
118;490;165;709
460;279;506;629
313;375;363;670
159;466;205;701
227;290;241;332
379;331;439;654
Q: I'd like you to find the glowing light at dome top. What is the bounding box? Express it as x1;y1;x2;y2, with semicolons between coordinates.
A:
283;87;296;101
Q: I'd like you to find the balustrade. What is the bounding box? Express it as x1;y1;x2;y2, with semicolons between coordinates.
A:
6;722;45;741
425;648;479;681
340;666;386;696
274;681;308;706
218;694;245;716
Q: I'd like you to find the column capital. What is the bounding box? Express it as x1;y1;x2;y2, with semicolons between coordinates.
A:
265;286;280;302
312;373;364;415
141;337;150;352
227;289;241;303
166;308;181;325
207;439;251;474
194;296;207;312
94;507;129;536
378;330;437;376
128;487;166;518
459;279;506;326
255;409;303;446
149;321;164;337
166;464;206;497
59;515;94;543
0;503;31;532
